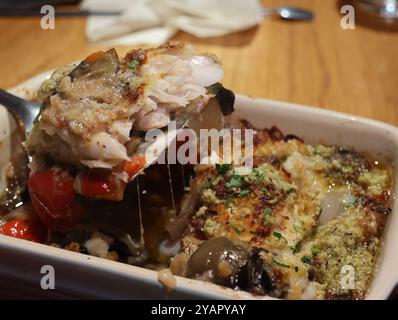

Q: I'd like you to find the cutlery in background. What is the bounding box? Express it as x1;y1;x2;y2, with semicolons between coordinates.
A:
262;6;314;21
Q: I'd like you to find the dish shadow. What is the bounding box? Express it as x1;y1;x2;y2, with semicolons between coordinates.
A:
337;0;398;32
170;25;259;47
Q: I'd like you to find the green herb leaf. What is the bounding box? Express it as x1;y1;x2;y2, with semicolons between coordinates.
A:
121;81;130;92
272;259;290;268
287;187;296;194
291;244;300;254
225;195;233;208
263;208;272;215
311;247;320;256
216;164;230;175
238;189;250;197
293;224;302;232
301;256;312;264
227;176;243;188
273;231;283;240
128;60;140;70
262;208;272;221
233;226;245;235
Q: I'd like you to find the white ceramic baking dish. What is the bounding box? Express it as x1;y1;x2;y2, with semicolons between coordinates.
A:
0;71;397;299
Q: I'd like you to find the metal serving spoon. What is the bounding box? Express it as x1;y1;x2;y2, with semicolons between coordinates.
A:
0;87;202;184
262;6;314;21
0;88;41;132
0;87;182;176
0;89;33;210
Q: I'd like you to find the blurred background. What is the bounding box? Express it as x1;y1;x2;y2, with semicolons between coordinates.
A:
0;0;397;126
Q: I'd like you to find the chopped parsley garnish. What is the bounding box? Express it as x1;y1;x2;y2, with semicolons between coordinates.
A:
313;149;321;156
342;194;357;210
273;232;283;240
291;244;300;254
287;187;296;194
311;247;320;256
263;208;272;215
121;81;130;92
254;169;261;177
233;226;245;235
225;195;234;208
272;259;290;269
127;60;140;70
238;189;250;197
216;164;230;175
301;256;312;264
293;224;302;232
262;208;272;221
227;176;243;188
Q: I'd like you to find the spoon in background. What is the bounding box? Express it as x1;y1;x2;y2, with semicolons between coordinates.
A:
262;6;314;21
0;4;314;21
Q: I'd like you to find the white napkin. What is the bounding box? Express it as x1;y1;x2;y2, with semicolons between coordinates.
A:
81;0;264;46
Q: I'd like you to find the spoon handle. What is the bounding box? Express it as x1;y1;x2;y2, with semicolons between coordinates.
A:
263;6;314;21
0;88;40;131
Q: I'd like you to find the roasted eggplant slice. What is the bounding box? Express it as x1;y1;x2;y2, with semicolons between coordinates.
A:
69;48;120;80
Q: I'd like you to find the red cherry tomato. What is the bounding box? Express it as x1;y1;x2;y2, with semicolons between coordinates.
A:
122;156;146;179
79;169;126;201
28;170;83;231
0;218;46;243
80;170;112;197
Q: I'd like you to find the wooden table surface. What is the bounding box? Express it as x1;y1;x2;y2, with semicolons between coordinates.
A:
0;0;397;125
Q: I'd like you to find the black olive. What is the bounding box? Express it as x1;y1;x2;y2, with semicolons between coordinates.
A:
109;241;131;258
79;247;88;255
185;237;275;296
236;250;274;295
208;83;235;116
308;268;316;281
186;237;251;286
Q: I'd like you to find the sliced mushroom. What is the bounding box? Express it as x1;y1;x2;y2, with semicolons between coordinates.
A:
166;179;201;241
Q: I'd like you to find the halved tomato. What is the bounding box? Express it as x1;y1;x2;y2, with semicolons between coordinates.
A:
28;170;83;231
0;217;46;243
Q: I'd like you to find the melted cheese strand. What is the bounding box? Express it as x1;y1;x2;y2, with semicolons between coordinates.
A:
167;163;176;217
136;176;145;247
